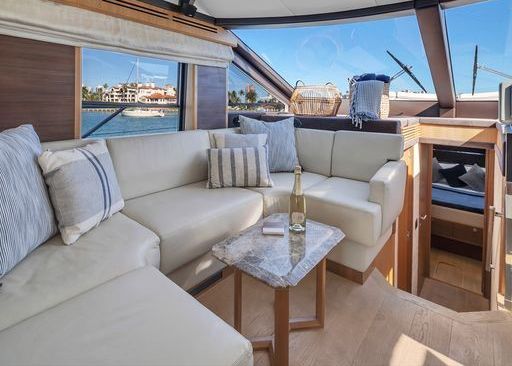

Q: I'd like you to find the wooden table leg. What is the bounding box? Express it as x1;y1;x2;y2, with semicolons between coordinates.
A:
289;258;327;331
234;269;242;332
316;258;326;327
274;287;289;366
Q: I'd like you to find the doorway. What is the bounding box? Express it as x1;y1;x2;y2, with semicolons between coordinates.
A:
419;144;490;311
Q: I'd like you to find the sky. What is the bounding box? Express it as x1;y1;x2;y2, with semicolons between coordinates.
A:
82;49;178;89
82;0;512;97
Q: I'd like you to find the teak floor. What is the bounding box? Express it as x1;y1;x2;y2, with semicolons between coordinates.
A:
198;269;512;366
430;248;482;294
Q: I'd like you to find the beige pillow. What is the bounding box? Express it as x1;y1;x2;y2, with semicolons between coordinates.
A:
207;146;273;188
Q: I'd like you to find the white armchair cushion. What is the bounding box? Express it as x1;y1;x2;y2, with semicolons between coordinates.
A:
305;177;382;247
369;160;407;234
332;131;403;182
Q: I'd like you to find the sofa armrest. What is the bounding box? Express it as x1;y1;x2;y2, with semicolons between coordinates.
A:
368;160;407;235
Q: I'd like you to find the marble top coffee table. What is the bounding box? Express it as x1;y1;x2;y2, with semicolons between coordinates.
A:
212;213;344;366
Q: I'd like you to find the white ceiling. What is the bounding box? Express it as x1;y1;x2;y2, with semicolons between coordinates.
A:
165;0;407;18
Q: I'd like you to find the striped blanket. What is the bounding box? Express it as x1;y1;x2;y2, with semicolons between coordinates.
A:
349;80;384;129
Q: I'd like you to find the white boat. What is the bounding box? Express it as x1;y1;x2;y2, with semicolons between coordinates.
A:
121;108;164;118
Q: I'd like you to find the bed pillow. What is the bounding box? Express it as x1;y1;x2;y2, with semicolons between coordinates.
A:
432;157;443;183
213;133;267;148
439;163;467;187
38;141;124;245
207;146;273;188
459;164;485;192
239;116;298;172
0;125;57;278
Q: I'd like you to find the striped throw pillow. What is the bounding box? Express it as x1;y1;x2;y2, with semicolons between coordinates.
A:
213;133;267;148
38;141;124;245
207;146;273;188
0;125;57;278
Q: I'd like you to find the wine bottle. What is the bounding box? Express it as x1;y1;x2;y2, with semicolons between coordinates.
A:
289;165;306;233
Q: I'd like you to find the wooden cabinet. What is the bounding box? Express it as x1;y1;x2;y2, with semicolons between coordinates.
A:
431;218;483;247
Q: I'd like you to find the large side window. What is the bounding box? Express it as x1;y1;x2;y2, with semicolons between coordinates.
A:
234;15;436;101
81;48;182;138
444;0;512;100
228;64;286;112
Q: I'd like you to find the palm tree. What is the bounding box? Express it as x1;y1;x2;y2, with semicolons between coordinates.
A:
82;86;91;101
228;90;241;104
245;89;258;104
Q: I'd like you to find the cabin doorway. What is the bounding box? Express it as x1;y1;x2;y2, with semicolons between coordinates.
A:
419;144;490;311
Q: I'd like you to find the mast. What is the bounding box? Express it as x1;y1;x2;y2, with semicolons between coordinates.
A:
136;57;139;103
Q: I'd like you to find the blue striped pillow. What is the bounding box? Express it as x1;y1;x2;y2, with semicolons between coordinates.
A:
0;125;57;278
38;141;124;245
239;116;298;172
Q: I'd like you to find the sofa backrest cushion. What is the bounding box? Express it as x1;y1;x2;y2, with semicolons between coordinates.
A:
0;125;57;278
295;128;334;177
107;130;210;200
331;131;403;182
208;128;240;147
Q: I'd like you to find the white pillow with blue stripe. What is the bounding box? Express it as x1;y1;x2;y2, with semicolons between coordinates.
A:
0;125;57;278
38;141;124;245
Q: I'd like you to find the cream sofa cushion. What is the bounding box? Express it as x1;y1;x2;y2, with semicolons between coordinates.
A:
0;213;160;332
369;160;407;234
123;181;263;274
295;128;335;176
328;227;393;272
107;130;210;200
305;177;382;247
331;131;403;182
169;251;226;291
0;266;253;366
249;172;327;216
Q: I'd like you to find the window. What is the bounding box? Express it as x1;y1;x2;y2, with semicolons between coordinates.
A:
81;48;182;138
228;64;286;112
444;0;512;100
234;14;435;100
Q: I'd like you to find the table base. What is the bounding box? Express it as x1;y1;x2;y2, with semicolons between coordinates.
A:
233;258;326;366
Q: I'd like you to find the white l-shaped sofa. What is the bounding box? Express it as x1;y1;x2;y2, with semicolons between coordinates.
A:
0;127;406;365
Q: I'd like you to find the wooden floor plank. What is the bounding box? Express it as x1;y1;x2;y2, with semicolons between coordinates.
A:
449;322;493;366
408;307;453;358
420;278;489;312
351;294;417;366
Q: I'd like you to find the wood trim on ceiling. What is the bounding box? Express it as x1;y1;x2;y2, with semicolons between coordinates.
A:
51;0;237;47
137;0;215;23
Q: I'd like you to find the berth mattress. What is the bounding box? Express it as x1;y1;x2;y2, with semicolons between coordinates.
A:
431;183;484;214
0;266;253;366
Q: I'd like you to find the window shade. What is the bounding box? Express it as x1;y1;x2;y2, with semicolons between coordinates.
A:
0;0;234;68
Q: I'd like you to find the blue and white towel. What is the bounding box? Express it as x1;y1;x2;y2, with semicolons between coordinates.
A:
349;80;384;129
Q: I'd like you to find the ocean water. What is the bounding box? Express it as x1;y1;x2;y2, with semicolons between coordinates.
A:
82;110;179;138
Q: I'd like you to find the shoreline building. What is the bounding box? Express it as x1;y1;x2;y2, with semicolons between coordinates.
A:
101;83;176;104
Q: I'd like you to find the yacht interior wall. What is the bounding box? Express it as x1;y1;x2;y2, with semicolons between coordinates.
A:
0;35;76;142
196;65;228;129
